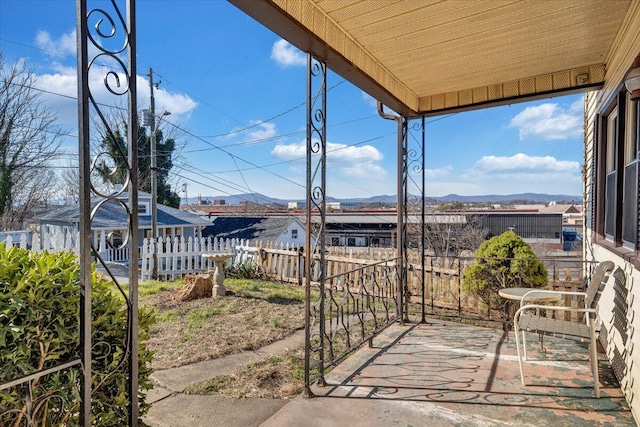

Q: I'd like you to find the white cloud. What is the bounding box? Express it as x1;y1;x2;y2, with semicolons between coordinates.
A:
270;39;306;67
35;30;76;58
223;121;278;144
28;64;197;129
430;153;584;196
270;143;303;160
423;153;582;197
271;140;387;179
471;153;578;175
246;121;277;142
509;99;583;140
143;78;198;116
424;166;452;179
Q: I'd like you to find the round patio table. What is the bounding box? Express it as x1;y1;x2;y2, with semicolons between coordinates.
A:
498;288;562;340
498;288;562;303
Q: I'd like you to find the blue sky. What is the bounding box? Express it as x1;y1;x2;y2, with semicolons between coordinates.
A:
0;0;584;201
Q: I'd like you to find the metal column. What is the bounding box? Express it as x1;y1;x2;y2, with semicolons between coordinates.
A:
304;54;327;395
77;0;139;424
409;118;427;323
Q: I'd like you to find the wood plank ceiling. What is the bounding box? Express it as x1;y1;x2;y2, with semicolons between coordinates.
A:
230;0;635;117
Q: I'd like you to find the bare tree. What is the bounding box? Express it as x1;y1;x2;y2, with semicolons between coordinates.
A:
0;55;63;230
57;160;80;205
408;213;488;257
1;165;56;230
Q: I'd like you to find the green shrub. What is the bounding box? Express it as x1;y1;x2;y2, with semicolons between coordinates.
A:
227;260;262;279
0;244;154;426
462;230;547;318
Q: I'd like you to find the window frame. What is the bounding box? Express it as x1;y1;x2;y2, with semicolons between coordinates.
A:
595;89;640;263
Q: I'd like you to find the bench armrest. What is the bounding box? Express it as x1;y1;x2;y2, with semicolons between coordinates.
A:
520;289;587;307
515;304;596;326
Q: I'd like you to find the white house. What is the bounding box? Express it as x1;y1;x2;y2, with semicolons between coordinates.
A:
202;216;315;247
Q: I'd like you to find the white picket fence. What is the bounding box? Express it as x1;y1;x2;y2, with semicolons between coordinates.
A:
2;231;131;263
1;232;260;280
1;232;80;253
140;236;257;281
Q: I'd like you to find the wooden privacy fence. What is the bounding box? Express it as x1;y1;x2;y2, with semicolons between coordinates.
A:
402;254;592;320
122;236;591;321
257;244;590;316
254;242;399;285
255;245;591;321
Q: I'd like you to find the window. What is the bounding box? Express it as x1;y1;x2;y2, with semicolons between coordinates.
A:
138;202;150;215
291;229;298;239
331;237;340;246
604;105;618;239
622;96;638;247
347;237;356;247
597;91;640;251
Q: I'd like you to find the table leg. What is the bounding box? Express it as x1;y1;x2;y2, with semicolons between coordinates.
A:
502;301;512;342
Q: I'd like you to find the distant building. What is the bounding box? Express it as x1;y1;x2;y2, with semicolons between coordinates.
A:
475;212;563;243
320;213;397;247
318;210;566;249
203;216;314;246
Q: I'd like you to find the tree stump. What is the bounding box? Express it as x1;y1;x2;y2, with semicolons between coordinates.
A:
178;274;213;301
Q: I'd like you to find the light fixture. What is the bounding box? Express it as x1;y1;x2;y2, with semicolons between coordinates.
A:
624;54;640;101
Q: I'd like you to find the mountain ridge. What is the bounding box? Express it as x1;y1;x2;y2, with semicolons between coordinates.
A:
187;192;582;205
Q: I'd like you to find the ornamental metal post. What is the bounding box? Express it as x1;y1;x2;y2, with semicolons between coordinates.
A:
400;117;409;322
409;117;427;323
304;54;327;396
127;2;140;423
76;0;139;424
75;1;92;423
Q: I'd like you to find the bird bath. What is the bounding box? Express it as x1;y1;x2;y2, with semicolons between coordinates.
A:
202;253;234;297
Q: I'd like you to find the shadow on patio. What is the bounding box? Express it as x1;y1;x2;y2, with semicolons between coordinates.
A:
263;319;635;426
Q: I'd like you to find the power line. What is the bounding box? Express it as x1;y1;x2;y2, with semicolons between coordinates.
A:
5;62;459;205
170;164;277;206
153;69;346;139
198;133;395;174
183;114;379;153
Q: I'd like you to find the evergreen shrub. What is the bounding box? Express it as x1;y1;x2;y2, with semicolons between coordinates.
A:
0;244;154;426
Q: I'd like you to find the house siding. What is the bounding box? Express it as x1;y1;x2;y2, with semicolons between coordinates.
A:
584;3;640;419
274;219;310;246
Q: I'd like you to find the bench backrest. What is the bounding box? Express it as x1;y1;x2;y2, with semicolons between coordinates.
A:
585;260;615;309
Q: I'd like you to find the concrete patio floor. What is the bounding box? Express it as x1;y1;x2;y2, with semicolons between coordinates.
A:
263;318;635;426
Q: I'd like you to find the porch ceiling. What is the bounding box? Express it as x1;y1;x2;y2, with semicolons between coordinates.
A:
229;0;635;117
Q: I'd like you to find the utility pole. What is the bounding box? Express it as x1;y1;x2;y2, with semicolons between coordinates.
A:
148;68;158;280
143;68;169;279
182;182;189;206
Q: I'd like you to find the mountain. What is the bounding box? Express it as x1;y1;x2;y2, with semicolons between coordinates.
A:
187;192;581;206
430;193;582;203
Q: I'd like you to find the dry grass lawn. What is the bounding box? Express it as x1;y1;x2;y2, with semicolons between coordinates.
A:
140;278;306;371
